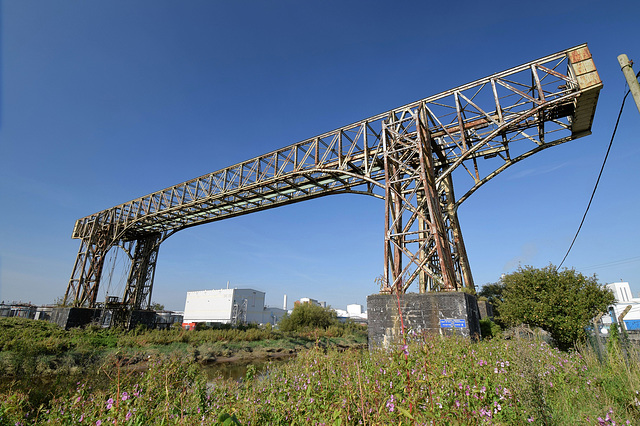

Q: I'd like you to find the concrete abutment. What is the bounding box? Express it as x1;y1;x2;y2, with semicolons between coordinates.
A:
367;292;481;349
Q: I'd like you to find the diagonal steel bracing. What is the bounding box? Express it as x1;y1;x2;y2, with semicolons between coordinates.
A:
64;44;601;312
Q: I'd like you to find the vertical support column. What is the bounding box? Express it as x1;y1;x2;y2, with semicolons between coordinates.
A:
417;190;428;293
64;222;111;307
381;107;474;294
382;124;404;291
441;174;475;290
122;232;163;311
110;232;163;329
417;108;458;291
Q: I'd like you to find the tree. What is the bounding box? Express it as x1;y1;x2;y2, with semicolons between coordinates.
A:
150;302;165;311
278;302;338;332
497;264;614;350
478;281;507;326
478;281;506;306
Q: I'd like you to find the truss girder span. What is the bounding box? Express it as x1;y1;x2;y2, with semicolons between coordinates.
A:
64;44;601;310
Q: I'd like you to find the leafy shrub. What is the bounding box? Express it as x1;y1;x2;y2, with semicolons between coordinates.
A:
497;265;615;350
479;318;501;339
278;303;339;332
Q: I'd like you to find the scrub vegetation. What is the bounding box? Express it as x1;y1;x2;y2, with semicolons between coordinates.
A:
1;327;639;425
479;264;615;351
0;270;631;425
0;315;366;375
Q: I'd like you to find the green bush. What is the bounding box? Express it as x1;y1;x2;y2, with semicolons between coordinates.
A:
479;318;501;339
497;264;614;350
278;303;339;332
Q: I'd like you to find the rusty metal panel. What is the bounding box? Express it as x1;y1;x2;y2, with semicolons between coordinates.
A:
567;45;602;136
573;60;597;75
576;73;602;88
568;47;592;62
568;45;602;89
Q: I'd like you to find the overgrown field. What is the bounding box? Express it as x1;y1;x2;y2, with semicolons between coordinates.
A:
0;317;366;375
1;319;639;425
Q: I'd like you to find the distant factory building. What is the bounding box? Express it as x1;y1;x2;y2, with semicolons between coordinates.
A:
335;304;368;323
0;302;38;319
296;297;324;307
295;297;368;324
182;287;286;329
155;310;184;330
602;281;640;331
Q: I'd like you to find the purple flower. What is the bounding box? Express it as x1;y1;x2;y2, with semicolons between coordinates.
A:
386;395;395;412
121;392;129;401
401;344;409;356
106;398;114;410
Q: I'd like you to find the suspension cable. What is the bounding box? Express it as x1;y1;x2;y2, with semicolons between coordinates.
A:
557;88;632;270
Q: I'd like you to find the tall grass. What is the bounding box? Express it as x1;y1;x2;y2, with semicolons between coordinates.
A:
0;318;366;375
2;330;639;425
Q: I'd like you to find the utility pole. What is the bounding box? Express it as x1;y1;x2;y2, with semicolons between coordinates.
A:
617;54;640;115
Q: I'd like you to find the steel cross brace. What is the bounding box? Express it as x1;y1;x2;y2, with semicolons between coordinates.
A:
64;229;167;315
382;107;472;294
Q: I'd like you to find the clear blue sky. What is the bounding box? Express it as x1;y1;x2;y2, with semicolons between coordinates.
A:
1;0;639;311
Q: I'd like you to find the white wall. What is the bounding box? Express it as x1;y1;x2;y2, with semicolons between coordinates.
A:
347;304;363;315
606;282;633;303
183;288;267;324
233;289;266;324
299;297;320;306
183;289;234;323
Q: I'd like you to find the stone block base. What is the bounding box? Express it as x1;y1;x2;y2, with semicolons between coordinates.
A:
50;307;100;329
50;307;158;330
367;292;481;348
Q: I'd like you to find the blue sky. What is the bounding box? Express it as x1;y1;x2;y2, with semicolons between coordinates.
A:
1;0;639;311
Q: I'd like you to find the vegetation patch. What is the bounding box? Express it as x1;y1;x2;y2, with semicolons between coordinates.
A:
1;330;639;425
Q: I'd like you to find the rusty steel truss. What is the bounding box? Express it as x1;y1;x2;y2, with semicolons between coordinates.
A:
64;44;601;318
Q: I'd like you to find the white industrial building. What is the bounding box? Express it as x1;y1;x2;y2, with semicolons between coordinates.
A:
298;297;326;308
182;287;286;329
602;281;640;331
335;304;368;323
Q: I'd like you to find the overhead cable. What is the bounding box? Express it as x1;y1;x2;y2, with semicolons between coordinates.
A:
557;87;633;270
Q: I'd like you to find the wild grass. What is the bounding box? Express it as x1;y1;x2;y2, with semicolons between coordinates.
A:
2;328;639;425
0;317;366;373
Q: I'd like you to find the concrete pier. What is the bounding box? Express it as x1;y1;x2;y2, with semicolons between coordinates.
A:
367;292;481;348
50;307;100;329
50;307;157;329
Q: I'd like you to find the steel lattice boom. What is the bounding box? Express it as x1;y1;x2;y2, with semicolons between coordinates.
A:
64;44;601;318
